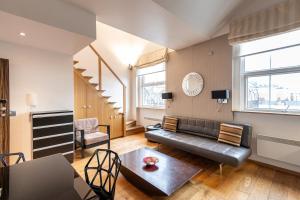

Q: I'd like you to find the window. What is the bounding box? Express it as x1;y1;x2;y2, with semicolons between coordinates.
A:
137;63;165;108
234;29;300;113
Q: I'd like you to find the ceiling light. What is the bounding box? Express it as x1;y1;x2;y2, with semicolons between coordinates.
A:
19;32;26;37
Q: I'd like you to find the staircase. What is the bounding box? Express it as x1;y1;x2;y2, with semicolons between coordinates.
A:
73;44;127;138
74;67;122;113
73;66;124;139
126;120;145;135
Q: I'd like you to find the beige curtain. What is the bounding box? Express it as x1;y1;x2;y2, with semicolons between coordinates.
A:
135;48;168;68
229;0;300;44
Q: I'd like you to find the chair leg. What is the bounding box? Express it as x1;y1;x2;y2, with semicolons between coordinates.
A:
81;147;84;158
80;145;84;158
108;141;111;150
219;163;223;176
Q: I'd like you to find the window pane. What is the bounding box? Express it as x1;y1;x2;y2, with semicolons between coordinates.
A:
143;71;165;84
247;76;270;109
142;84;165;107
244;53;270;72
271;45;300;69
270;73;300;110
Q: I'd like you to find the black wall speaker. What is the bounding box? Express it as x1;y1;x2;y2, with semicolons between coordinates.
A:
162;92;173;100
211;90;230;99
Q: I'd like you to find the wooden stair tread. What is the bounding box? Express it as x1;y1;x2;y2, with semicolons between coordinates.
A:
107;102;117;104
126;125;145;135
73;60;79;65
126;120;136;125
90;83;98;87
102;96;111;99
126;125;144;131
74;68;86;73
126;120;136;129
83;76;93;80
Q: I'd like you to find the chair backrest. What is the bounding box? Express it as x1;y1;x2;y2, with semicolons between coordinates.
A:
0;152;25;167
74;118;98;134
84;149;121;200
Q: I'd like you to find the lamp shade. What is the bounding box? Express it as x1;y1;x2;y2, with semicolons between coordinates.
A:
26;93;38;107
162;92;173;100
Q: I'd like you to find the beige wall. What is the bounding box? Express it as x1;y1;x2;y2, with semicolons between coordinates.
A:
166;35;233;121
136;35;232;126
0;40;73;160
162;34;300;173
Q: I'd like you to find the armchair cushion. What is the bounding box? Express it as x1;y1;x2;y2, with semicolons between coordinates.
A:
74;118;99;134
76;132;109;146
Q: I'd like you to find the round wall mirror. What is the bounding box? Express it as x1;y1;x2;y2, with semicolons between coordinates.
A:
182;72;204;96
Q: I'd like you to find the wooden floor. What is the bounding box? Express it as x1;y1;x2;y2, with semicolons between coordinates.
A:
72;133;300;200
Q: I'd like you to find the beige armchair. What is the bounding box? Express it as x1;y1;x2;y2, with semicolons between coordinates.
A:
74;118;110;157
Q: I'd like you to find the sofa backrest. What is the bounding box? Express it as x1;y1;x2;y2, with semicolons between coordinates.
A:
176;117;252;148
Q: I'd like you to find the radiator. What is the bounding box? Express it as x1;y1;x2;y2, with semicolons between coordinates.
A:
144;117;162;122
257;135;300;166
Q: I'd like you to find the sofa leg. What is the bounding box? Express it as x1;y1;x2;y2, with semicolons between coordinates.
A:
219;163;223;176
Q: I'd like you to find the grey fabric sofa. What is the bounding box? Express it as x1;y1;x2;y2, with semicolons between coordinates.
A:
145;117;252;172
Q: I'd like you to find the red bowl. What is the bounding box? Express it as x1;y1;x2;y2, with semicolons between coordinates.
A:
143;156;159;166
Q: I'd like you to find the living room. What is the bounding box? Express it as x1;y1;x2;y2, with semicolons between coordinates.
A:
1;0;300;199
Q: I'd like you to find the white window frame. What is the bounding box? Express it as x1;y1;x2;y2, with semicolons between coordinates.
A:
233;43;300;114
136;63;166;109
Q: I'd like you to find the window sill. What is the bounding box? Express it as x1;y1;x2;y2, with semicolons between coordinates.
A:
233;110;300;116
137;106;165;110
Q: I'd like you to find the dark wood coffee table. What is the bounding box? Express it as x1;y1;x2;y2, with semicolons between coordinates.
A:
119;147;202;196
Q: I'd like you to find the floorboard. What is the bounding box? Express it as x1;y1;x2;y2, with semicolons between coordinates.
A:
72;133;300;200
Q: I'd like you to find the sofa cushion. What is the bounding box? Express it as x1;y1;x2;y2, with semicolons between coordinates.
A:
145;129;251;167
178;118;220;139
218;123;243;146
76;132;108;146
226;122;252;148
163;116;178;132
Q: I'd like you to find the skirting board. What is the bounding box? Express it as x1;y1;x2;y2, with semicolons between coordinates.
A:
249;154;300;174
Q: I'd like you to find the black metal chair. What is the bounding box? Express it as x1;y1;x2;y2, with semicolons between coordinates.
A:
0;152;25;167
74;118;111;157
84;149;121;200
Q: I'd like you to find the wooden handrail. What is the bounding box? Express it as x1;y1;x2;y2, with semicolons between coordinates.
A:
89;44;126;87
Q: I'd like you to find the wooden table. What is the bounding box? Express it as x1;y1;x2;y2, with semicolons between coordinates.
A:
119;147;202;196
0;154;97;200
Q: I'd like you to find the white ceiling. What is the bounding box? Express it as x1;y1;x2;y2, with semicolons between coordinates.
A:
64;0;245;50
0;0;96;55
93;22;164;66
0;0;285;54
0;11;94;55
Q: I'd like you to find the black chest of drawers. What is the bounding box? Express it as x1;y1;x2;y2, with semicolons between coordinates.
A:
31;110;74;163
